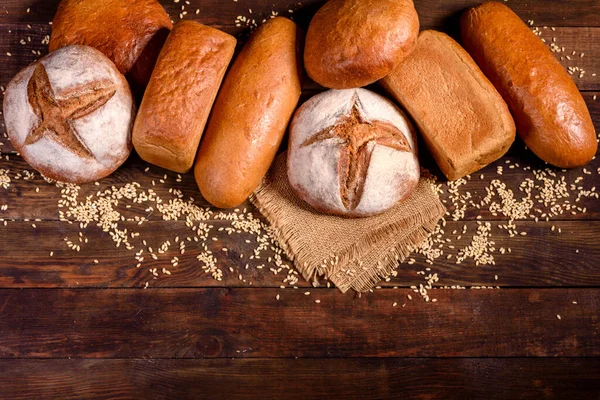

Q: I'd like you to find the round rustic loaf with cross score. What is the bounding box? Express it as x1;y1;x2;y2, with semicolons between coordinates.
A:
3;45;135;183
287;88;420;218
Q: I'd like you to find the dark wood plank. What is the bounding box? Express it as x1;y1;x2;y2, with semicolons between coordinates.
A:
1;358;599;400
0;220;599;288
0;0;598;28
0;288;598;358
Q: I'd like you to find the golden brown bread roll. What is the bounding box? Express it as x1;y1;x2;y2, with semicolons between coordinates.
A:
461;2;597;168
132;21;236;174
49;0;172;89
304;0;419;89
381;30;516;181
194;17;303;209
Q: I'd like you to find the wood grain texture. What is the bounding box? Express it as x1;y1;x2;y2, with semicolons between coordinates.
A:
0;0;599;28
1;358;599;400
0;288;598;358
0;0;598;398
0;220;598;288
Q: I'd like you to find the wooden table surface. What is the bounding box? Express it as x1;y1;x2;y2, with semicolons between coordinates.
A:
0;0;599;398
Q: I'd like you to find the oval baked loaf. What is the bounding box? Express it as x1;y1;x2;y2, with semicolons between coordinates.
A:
461;2;597;168
3;45;135;183
194;17;303;209
287;88;420;217
304;0;419;89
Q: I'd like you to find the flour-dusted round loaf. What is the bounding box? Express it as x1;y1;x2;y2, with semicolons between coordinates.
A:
288;88;420;217
3;45;135;183
304;0;419;89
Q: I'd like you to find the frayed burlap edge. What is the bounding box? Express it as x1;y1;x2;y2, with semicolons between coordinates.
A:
250;178;446;293
330;213;442;293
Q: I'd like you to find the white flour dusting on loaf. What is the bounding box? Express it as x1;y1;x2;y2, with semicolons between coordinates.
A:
3;45;134;183
288;88;420;217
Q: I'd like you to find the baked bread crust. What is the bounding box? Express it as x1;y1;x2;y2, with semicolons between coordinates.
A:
287;88;420;217
3;45;134;183
381;30;516;181
194;17;303;209
49;0;172;87
132;21;236;174
304;0;419;89
461;2;597;168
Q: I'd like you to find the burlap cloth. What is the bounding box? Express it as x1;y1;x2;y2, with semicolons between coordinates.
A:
250;153;446;293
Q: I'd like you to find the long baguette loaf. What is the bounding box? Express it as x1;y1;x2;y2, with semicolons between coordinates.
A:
461;2;597;168
194;17;303;208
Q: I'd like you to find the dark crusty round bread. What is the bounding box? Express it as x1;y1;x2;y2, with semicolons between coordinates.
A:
304;0;419;89
461;2;597;168
3;45;135;183
287;88;420;218
49;0;172;88
133;21;236;174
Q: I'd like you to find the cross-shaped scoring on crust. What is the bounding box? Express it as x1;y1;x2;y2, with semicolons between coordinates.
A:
25;63;117;159
301;94;412;211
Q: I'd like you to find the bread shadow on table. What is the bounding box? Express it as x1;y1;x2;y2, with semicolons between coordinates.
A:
19;0;61;23
129;28;171;102
288;1;325;31
437;8;464;41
